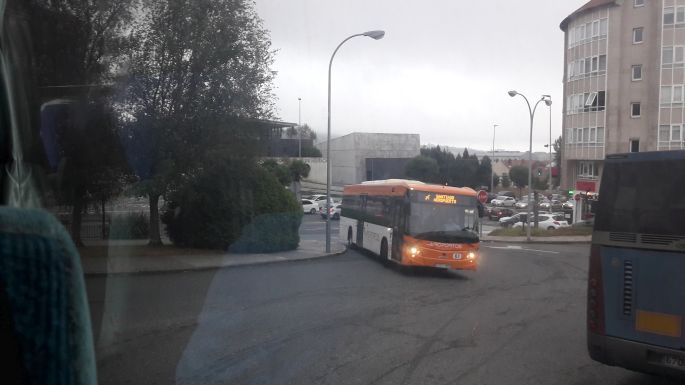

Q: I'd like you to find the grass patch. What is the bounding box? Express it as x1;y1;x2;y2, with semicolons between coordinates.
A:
78;245;226;259
489;226;593;237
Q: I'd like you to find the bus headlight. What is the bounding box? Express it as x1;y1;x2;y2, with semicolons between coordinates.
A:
466;252;476;260
407;246;420;258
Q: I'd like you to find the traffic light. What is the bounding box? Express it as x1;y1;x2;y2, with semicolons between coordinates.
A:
568;189;575;196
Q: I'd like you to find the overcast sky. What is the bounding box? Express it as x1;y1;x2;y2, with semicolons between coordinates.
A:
255;0;587;152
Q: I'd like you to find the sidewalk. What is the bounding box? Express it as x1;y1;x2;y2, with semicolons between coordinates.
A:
80;239;347;276
481;235;591;243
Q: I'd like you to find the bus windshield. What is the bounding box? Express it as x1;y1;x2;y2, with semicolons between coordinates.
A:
408;191;478;242
595;158;685;235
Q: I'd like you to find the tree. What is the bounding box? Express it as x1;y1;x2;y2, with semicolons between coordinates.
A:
501;175;511;188
532;177;548;191
509;165;529;197
553;136;562;187
54;102;132;245
478;155;493;188
492;173;500;190
122;0;277;245
405;156;439;183
301;146;322;157
286;124;317;141
261;159;292;186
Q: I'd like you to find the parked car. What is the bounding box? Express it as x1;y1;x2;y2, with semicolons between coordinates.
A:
562;201;574;209
514;197;531;209
491;196;516;207
486;192;498;203
489;207;515;221
320;203;341;220
497;191;517;198
301;199;318;214
512;214;570;230
499;213;527;228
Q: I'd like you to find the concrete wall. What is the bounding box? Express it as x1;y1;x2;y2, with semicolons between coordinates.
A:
317;133;420;186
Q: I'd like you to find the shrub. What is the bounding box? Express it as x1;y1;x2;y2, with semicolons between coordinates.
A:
162;158;302;251
109;212;149;239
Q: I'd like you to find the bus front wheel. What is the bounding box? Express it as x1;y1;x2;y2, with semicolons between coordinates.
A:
380;238;388;260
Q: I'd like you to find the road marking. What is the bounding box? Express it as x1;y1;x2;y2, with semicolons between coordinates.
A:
483;245;560;254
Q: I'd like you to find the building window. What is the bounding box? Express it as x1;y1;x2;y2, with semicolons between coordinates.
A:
599;55;607;72
660;125;670;143
665;7;675;24
597;127;605;143
578;161;598;178
632;65;642;80
634;0;644;6
633;27;644;44
600;19;608;36
663;46;685;65
672;125;682;141
630;139;640;153
631;102;641;117
660;85;685;104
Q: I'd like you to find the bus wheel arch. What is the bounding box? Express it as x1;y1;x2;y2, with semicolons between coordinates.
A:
380;238;388;259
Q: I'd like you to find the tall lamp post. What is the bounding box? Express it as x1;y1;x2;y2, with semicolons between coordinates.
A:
544;95;552;192
326;30;385;253
508;91;552;242
298;97;302;158
491;124;499;193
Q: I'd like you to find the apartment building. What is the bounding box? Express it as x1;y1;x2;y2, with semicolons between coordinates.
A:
560;0;683;193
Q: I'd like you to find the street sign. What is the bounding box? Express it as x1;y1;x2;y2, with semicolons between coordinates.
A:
477;190;488;204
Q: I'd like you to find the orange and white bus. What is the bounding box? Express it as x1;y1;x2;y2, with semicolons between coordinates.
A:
340;179;480;270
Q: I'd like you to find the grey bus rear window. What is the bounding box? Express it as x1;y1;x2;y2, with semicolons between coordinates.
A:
595;159;685;235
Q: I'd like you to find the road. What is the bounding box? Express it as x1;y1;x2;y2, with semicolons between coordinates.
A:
86;218;678;385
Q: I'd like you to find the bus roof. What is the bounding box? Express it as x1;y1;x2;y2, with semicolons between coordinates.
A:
606;150;685;163
345;179;477;197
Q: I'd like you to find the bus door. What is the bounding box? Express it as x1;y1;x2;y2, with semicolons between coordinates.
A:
390;197;404;262
357;195;367;248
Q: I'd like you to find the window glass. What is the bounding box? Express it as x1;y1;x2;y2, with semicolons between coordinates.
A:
634;0;644;6
662;86;673;103
599;55;607;71
678;7;685;23
660;125;671;142
632;64;641;80
631;103;641;117
664;47;674;64
597;127;605;143
672;125;682;141
677;46;685;63
633;27;643;43
675;86;684;102
665;7;675;24
600;18;608;35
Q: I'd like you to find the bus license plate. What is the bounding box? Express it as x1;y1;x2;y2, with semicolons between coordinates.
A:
650;352;685;369
453;253;462;260
435;264;450;269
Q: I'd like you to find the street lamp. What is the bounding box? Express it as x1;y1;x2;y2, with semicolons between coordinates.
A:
508;90;552;242
543;95;553;192
491;124;499;193
298;97;302;158
326;30;385;253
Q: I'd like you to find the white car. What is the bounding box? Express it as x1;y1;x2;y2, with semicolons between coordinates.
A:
492;196;516;207
320;203;341;220
301;199;318;214
513;214;570;230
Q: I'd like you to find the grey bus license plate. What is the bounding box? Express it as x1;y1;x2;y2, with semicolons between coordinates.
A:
435;264;450;269
649;351;685;369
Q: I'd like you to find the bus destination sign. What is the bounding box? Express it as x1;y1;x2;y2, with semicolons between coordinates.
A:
423;193;457;205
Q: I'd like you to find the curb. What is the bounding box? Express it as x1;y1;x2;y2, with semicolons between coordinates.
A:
83;245;348;277
481;238;591;245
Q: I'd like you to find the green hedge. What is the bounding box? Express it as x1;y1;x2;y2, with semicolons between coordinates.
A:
109;212;149;239
162;159;302;251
